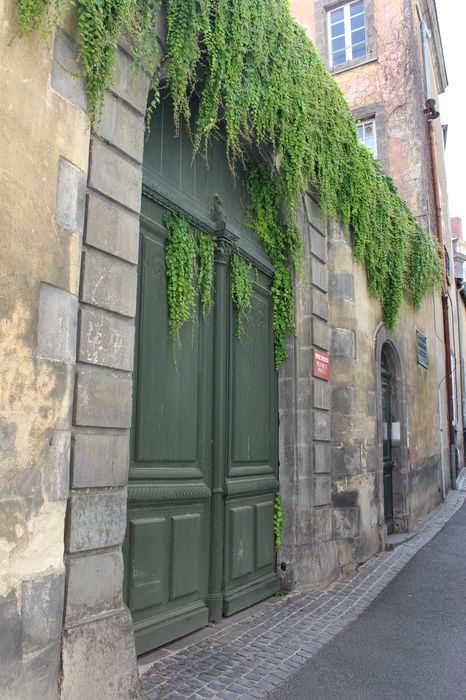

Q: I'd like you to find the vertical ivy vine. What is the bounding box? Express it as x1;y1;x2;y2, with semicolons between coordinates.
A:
164;212;198;345
230;252;253;339
197;233;216;319
246;164;298;367
164;213;216;345
274;492;285;551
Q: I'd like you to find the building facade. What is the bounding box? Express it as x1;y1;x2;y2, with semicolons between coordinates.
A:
290;0;462;565
0;0;460;697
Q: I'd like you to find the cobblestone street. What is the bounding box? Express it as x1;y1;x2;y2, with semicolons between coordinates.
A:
139;488;465;700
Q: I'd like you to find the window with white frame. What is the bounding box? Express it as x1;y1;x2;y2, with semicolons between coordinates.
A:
328;1;367;67
357;119;377;157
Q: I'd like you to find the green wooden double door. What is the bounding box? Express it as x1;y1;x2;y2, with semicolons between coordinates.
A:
123;95;279;655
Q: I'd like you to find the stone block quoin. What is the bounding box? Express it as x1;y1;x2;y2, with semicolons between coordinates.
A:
61;43;150;698
307;190;339;582
277;190;339;588
51;29;87;111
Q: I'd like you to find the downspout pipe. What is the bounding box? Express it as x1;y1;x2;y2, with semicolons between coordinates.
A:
422;20;457;488
428;120;457;489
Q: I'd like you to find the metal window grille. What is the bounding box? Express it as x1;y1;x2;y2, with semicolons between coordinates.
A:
416;330;428;368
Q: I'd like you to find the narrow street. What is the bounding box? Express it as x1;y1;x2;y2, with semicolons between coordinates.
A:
140;492;465;699
270;499;466;700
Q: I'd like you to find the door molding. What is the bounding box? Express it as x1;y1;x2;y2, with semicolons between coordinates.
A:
128;482;212;503
142;180;275;277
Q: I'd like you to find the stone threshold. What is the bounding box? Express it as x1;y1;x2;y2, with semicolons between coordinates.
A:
456;467;466;492
385;531;417;550
139;490;465;700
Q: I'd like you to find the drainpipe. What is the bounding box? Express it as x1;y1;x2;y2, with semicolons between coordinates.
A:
422;20;457;488
456;280;466;458
428;121;456;489
433;289;447;499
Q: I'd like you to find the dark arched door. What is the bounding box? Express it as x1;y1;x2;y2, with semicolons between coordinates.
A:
381;347;394;534
123;94;279;654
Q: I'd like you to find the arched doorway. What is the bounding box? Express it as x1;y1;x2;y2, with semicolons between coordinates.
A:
381;346;395;533
122;93;280;654
376;333;409;537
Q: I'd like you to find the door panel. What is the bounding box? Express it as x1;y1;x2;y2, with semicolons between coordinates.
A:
255;501;275;570
132;218;210;479
124;205;213;654
229;505;255;580
135;231;199;465
223;494;278;615
231;288;272;467
229;274;277;477
126;500;211;654
226;498;276;582
128;517;166;612
383;465;394;532
170;513;202;599
223;270;279;615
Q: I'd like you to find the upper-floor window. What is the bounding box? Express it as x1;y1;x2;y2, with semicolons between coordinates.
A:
357;119;377;157
328;1;367;67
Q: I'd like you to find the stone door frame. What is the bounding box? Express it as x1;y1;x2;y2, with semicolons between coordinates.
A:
53;26;333;696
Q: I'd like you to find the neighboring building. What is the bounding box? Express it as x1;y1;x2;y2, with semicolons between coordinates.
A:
292;0;446;222
452;217;463;241
0;0;460;698
289;0;462;567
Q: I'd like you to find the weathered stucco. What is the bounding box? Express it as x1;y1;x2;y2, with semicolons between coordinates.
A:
1;1;89;695
328;219;446;567
0;306;69;596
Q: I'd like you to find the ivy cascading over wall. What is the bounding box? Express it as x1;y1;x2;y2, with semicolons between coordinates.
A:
16;0;441;366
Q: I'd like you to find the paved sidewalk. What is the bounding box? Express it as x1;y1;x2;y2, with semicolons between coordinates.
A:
139;491;465;700
270;493;466;699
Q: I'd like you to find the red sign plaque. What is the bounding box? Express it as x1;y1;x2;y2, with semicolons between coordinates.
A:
313;350;330;380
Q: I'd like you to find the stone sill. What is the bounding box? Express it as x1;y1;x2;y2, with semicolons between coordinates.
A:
331;55;378;76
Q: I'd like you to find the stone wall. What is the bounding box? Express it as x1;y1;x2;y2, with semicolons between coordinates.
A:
278;192;339;591
61;40;152;699
328;218;446;568
279;190;447;581
290;0;459;564
0;3;162;695
0;4;89;697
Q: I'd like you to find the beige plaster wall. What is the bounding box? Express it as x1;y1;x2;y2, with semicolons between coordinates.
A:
291;0;316;37
0;0;88;644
